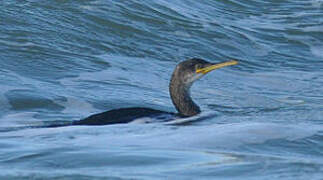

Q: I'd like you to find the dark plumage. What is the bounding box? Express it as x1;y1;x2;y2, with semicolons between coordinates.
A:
169;58;213;116
73;58;237;125
73;108;169;125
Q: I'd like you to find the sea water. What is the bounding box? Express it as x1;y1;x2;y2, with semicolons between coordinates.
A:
0;1;322;179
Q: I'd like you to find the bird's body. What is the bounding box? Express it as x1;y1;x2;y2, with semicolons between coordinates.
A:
73;107;175;125
73;58;238;125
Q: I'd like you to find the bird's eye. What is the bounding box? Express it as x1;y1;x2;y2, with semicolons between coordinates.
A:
195;64;202;70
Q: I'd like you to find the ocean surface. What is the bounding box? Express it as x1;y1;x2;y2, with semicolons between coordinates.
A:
1;0;323;179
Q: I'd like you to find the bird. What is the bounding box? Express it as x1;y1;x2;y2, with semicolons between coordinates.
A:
72;58;238;125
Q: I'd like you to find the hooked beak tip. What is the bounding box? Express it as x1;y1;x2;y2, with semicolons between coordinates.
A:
196;60;238;74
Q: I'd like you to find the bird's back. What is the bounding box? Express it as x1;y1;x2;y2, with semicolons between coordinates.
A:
73;107;171;125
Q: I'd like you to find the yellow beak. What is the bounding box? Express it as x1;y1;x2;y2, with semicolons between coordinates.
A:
196;60;238;74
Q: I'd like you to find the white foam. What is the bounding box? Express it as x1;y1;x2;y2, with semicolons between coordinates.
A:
54;97;97;116
276;98;305;105
2;122;320;151
311;0;323;8
0;112;39;127
0;39;35;47
310;46;323;58
174;31;191;38
131;117;155;124
0;85;15;111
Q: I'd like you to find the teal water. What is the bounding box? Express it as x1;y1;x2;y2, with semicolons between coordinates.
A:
0;0;323;179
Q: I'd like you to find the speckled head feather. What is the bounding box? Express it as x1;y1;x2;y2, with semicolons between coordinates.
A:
169;58;238;116
169;58;213;117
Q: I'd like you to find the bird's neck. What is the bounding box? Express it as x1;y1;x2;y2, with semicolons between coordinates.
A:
169;76;201;117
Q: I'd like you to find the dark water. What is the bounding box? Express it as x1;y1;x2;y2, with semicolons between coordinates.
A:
1;0;323;179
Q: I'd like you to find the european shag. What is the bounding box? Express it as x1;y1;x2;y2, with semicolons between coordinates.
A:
73;58;238;125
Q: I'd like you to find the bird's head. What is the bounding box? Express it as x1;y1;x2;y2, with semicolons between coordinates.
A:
171;58;238;88
169;58;238;116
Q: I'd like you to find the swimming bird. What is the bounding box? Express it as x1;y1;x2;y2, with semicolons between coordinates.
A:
73;58;238;125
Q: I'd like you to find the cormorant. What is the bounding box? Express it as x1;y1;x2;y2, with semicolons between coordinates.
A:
73;58;238;125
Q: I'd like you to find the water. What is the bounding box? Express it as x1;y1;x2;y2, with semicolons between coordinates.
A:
0;0;323;179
